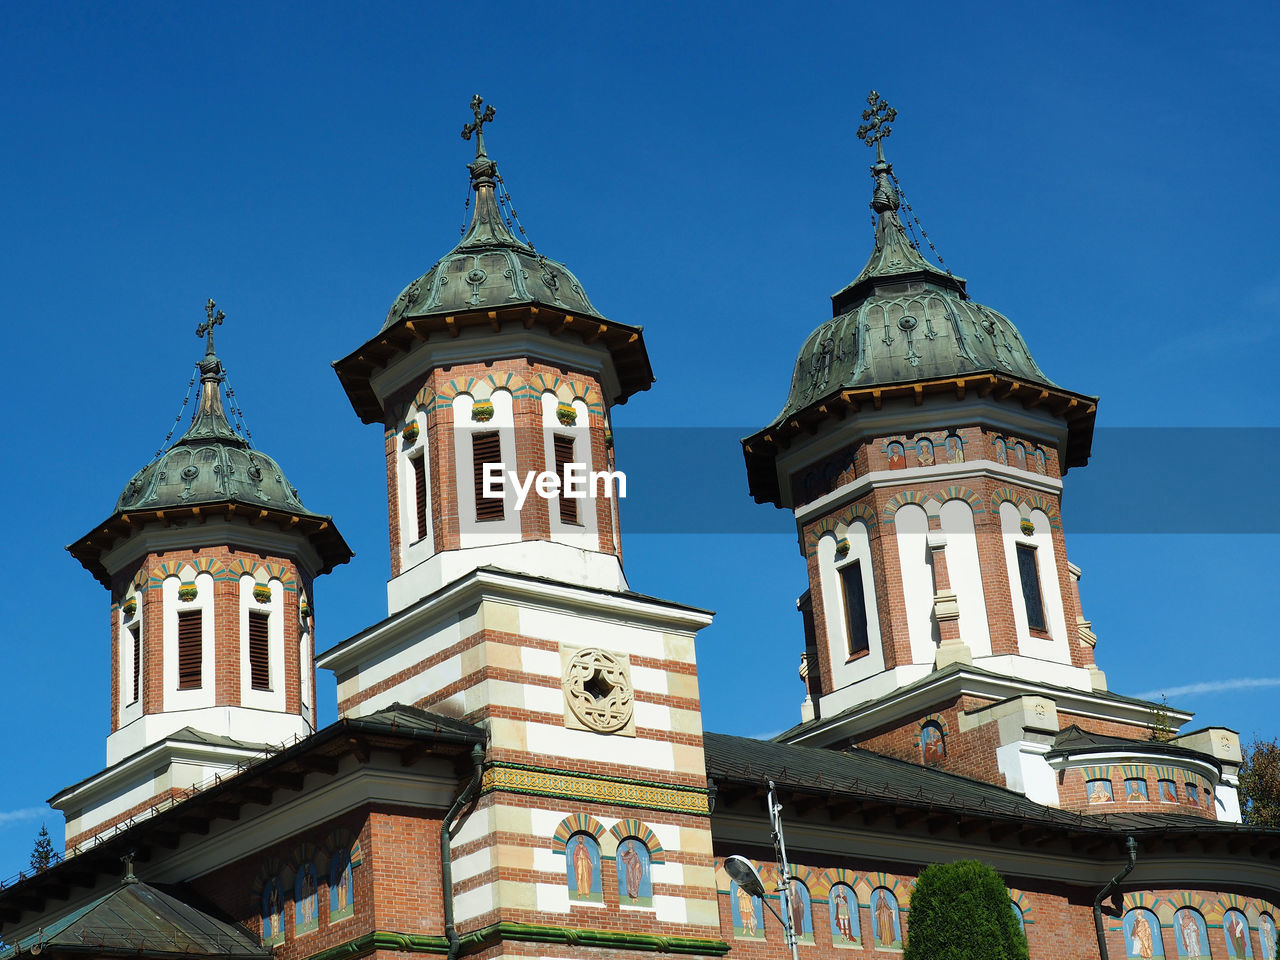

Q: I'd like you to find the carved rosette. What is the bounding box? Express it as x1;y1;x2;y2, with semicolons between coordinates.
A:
562;647;634;735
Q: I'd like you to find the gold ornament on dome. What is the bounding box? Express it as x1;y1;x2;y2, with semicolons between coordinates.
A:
563;647;634;734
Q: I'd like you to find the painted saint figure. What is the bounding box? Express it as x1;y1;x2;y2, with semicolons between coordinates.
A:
887;442;906;470
916;439;935;467
833;886;854;943
873;890;896;947
1177;909;1202;957
737;884;758;936
572;837;594;899
788;882;806;939
945;434;965;463
1261;914;1277;959
619;843;643;902
1087;779;1113;803
1132;911;1154;959
1224;910;1248;957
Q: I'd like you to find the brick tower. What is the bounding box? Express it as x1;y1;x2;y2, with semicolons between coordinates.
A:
320;98;724;955
743;92;1241;817
56;303;352;849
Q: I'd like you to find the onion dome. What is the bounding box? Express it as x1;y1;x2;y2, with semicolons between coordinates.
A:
335;96;653;424
69;304;352;586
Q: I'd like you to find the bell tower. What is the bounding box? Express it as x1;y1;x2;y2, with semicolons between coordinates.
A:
56;303;351;849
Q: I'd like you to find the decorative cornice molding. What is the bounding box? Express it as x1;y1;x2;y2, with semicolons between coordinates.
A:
482;762;710;816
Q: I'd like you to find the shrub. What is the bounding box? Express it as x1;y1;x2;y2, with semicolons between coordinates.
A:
902;860;1028;960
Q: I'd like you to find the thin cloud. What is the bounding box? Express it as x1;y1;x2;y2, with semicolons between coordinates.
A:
1138;677;1280;700
0;807;47;827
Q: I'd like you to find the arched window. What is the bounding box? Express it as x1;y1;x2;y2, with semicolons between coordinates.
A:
614;837;652;907
920;720;946;764
1123;908;1164;959
787;881;813;943
260;877;284;946
827;882;861;947
565;832;602;902
730;878;765;938
1172;908;1209;959
294;862;318;935
1258;913;1276;959
1223;908;1252;958
329;849;354;922
869;887;901;949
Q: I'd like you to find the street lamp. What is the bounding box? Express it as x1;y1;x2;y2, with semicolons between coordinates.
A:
723;780;801;960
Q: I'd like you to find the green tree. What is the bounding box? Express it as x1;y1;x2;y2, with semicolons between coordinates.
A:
1239;737;1280;827
29;823;54;873
902;859;1028;960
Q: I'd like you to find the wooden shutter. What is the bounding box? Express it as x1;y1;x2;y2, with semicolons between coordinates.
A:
1016;544;1047;631
472;432;504;521
841;561;870;656
411;454;428;541
553;434;578;524
177;611;202;689
130;625;141;704
249;611;270;690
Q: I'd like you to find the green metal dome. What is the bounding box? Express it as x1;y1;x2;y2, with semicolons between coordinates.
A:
773;158;1054;425
381;104;601;331
116;354;316;517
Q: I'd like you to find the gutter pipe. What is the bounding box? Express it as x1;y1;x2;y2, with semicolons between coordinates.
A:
442;744;486;960
1093;836;1138;960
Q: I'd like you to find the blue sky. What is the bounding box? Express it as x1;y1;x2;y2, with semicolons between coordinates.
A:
1;1;1278;876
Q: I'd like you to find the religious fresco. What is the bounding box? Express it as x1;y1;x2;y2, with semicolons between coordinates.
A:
945;433;965;463
294;862;319;935
1172;908;1210;959
785;881;814;943
1124;908;1165;959
915;438;934;467
869;887;902;949
565;833;603;902
1033;448;1047;474
1012;901;1026;937
1260;913;1277;959
828;882;861;947
1087;779;1115;804
920;721;946;764
615;838;653;907
1158;779;1178;803
993;437;1008;465
1223;909;1253;958
887;442;906;470
1186;783;1200;805
1125;779;1150;802
261;877;285;945
329;850;354;922
1013;443;1028;470
731;879;766;938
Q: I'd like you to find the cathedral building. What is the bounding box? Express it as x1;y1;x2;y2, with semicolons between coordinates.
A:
2;93;1277;960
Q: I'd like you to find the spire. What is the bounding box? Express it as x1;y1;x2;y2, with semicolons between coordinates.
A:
175;299;246;448
841;91;952;297
457;95;526;249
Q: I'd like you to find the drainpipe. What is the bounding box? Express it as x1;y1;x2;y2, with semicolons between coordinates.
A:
1093;836;1138;960
442;744;486;960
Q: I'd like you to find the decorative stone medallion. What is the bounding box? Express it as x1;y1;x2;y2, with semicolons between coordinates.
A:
561;646;635;736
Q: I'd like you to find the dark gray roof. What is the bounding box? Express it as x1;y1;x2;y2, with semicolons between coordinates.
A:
705;731;1083;828
1048;725;1220;770
351;703;485;742
0;881;266;959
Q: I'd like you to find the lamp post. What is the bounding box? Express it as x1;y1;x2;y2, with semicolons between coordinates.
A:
724;780;801;960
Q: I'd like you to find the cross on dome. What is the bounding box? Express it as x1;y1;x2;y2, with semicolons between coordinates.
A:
196;298;225;357
856;90;897;164
461;94;496;161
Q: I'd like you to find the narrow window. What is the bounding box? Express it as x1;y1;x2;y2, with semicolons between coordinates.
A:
129;623;141;704
553;434;578;524
249;611;270;690
411;453;428;541
177;610;202;689
841;560;870;656
472;431;504;521
1016;543;1046;631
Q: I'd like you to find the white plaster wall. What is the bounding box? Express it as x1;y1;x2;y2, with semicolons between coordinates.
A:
540;393;598;549
162;569;216;711
894;505;938;664
939;500;992;657
1217;776;1243;823
525;721;676;770
398;406;434;569
999;503;1069;662
817;527;884;691
994;740;1059;805
299;630;313;728
240;576;286;712
454;389;521;546
118;588;144;727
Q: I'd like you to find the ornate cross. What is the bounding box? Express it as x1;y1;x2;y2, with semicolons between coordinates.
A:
196;298;225;356
461;95;496;159
856;90;897;163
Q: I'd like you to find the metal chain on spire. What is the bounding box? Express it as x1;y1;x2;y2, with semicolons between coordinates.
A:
147;363;200;463
220;364;256;449
889;170;958;285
